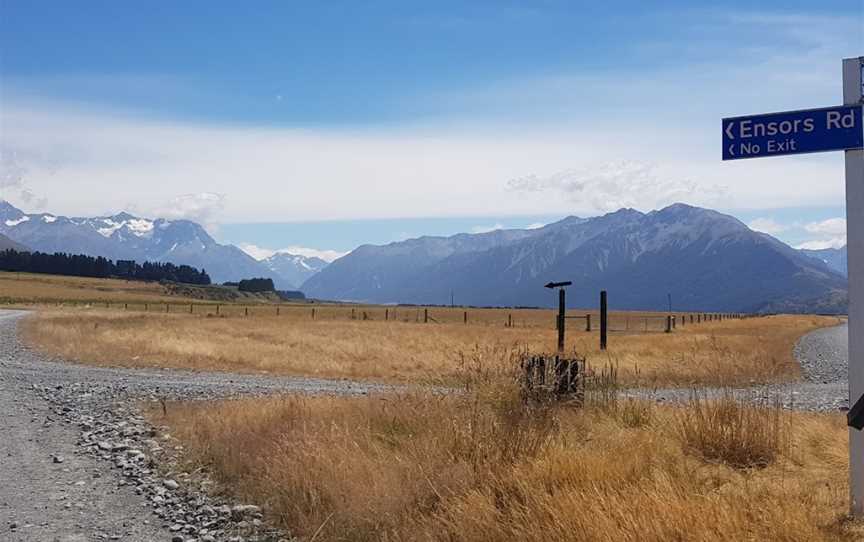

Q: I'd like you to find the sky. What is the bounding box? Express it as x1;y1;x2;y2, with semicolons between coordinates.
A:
1;1;862;260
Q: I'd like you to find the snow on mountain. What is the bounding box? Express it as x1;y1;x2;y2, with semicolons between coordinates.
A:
261;252;329;289
0;200;273;284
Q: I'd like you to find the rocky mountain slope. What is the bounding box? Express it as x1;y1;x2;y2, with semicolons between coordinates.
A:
261;252;328;289
303;204;848;313
0;201;267;284
801;246;847;277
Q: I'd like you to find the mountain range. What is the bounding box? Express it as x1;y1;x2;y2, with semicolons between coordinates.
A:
0;201;323;288
303;204;848;314
1;200;848;313
801;246;847;277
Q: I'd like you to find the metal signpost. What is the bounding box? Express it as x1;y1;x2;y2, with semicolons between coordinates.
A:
722;57;864;515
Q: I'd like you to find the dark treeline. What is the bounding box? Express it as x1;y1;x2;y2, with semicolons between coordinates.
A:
238;277;275;292
0;249;210;285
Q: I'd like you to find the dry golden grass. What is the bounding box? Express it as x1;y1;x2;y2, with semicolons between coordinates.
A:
0;271;187;305
152;373;861;542
22;307;837;387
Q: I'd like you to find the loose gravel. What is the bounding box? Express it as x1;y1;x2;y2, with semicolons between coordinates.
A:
0;309;396;541
626;321;850;412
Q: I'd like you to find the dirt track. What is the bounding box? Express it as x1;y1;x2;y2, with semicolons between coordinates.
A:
0;309;390;542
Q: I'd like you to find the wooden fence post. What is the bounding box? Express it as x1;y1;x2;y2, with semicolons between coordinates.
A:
464;311;468;325
245;307;249;317
586;313;591;332
385;308;389;321
277;307;280;316
145;303;148;312
600;290;608;350
312;307;316;320
352;308;356;320
190;303;194;314
216;304;220;315
665;315;672;333
508;314;512;328
166;303;169;313
124;303;128;310
424;308;429;323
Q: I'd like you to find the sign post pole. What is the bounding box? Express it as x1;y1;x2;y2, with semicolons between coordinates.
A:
843;56;864;516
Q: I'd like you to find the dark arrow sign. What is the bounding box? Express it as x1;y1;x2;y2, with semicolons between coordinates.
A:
544;281;573;289
722;104;863;160
849;394;864;431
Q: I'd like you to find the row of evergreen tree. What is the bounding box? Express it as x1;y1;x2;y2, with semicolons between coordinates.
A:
0;249;210;285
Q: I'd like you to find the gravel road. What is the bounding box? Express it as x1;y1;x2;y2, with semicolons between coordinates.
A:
0;309;852;540
628;321;850;412
0;309;393;542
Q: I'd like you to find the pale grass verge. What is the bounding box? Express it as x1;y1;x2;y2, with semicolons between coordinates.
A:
23;308;837;386
152;385;860;542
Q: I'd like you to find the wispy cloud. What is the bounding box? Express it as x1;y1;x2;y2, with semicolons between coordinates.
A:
470;223;505;234
796;238;846;251
796;217;847;250
508;161;728;214
747;217;788;235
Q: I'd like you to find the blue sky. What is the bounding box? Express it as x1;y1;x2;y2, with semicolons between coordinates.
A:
1;1;861;258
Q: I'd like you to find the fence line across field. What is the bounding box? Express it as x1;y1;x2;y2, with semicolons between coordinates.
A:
58;299;753;332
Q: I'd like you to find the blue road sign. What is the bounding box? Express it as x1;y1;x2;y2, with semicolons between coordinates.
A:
722;104;864;160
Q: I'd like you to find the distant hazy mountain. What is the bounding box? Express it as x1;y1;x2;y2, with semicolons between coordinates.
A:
0;232;28;252
800;246;847;277
303;204;848;313
0;200;270;284
262;252;329;289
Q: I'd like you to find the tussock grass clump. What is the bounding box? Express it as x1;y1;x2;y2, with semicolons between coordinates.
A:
674;393;786;469
153;367;860;542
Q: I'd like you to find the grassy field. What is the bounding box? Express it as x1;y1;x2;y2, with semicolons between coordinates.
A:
22;307;837;386
151;366;861;542
0;271;186;305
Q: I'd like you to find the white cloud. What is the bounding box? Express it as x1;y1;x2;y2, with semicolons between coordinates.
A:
471;223;505;234
238;243;277;260
804;217;846;236
508;161;729;214
796;238;847;250
128;192;226;234
796;218;847;250
747;217;787;235
239;243;347;263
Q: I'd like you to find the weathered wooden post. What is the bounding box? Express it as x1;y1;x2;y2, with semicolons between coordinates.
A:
144;303;148;312
665;315;672;333
424;308;429;323
463;311;468;324
600;290;608;351
385;308;389;321
216;304;220;315
190;303;194;314
124;303;128;310
557;289;565;352
276;306;280;316
351;308;356;320
585;313;591;332
508;313;512;328
312;307;316;320
245;307;248;317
